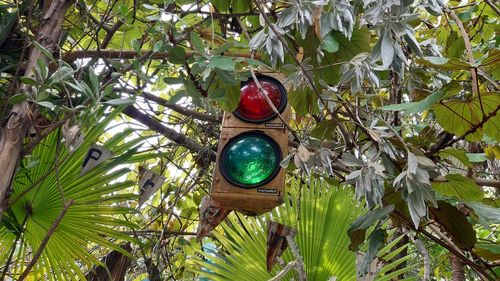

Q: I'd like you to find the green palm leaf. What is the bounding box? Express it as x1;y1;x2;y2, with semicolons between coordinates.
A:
193;178;365;280
0;109;153;280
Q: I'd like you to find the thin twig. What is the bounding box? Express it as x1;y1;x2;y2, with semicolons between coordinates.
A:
119;88;221;123
444;7;479;97
61;49;257;62
268;260;298;281
286;235;307;281
483;0;500;16
432;175;500;189
122;106;216;161
440;104;499;149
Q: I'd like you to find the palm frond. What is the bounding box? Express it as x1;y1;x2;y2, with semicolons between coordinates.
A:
373;230;419;280
0;109;155;280
193;178;364;280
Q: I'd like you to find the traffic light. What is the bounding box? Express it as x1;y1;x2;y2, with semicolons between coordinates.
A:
210;73;289;215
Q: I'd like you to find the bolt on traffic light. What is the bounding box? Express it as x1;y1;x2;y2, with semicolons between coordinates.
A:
210;73;290;215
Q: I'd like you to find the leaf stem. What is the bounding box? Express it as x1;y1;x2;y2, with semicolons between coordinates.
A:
17;200;73;281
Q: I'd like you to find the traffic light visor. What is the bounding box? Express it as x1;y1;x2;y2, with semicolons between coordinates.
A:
234;76;287;123
219;131;282;188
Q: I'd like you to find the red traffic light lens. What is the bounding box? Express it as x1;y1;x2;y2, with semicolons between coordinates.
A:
219;131;282;188
234;76;287;123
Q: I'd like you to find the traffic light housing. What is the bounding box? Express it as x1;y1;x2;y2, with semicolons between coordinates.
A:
210;74;289;215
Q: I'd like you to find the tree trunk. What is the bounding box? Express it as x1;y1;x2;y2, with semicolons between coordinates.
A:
450;253;465;281
85;243;132;281
0;0;73;217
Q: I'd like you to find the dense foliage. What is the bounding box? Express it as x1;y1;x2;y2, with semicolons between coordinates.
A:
0;0;499;280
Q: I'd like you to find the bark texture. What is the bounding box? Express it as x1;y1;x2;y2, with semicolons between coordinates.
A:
0;0;73;216
85;243;132;281
450;253;465;281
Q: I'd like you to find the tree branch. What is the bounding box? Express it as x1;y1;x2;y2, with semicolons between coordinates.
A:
443;104;500;148
61;49;257;62
432;176;500;189
119;88;221;123
483;0;500;16
426;104;499;156
444;7;479;97
122;106;216;161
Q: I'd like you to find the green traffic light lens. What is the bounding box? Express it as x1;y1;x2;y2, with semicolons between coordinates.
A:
219;132;281;188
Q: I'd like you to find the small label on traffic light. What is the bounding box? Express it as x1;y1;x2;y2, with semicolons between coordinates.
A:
257;188;278;194
265;122;284;128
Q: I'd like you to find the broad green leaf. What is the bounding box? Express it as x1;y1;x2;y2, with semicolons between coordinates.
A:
310;120;337;140
381;32;394;68
163;77;183;84
439;148;471;167
103;98;135;106
214;69;237;85
381;91;444;114
190;32;205;54
169;46;186;64
347;205;394;251
434;93;500;141
432;174;483;201
212;0;229;12
457;4;478;21
322;33;339;53
416;56;471;70
208;88;226;100
446;31;465;59
8;94;27;104
37;101;55;109
32;40;56;62
218;84;240;112
213;42;233;55
466;153;488;163
484;115;500;141
208;56;236;71
232;0;250;13
480;49;500;68
465;201;500;226
430;201;477;249
288;86;319;115
474;243;500;261
19;76;37;86
300;28;370;84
